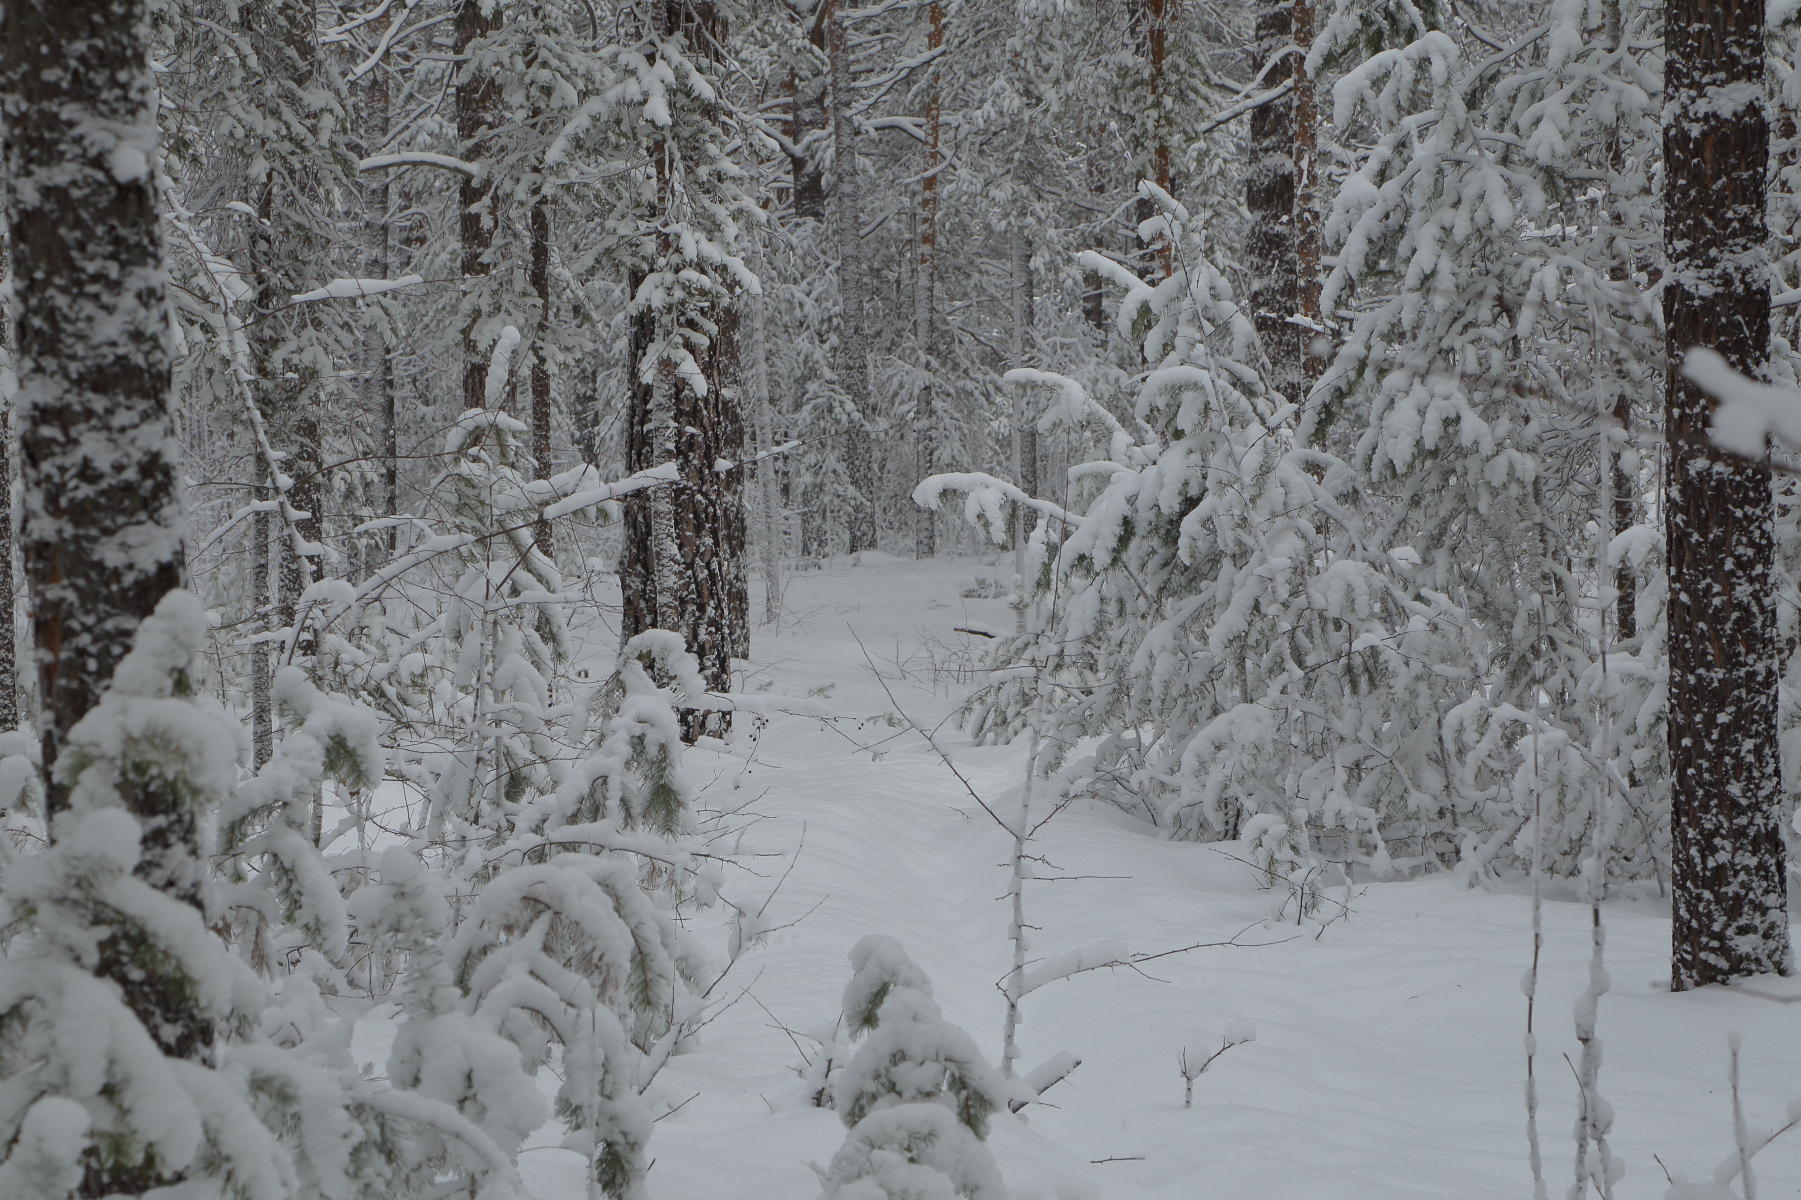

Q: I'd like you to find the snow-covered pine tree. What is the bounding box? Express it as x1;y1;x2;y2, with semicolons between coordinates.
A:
1310;2;1668;881
816;936;1011;1200
923;187;1453;884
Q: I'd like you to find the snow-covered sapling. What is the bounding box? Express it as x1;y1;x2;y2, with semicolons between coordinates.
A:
1179;1022;1256;1109
815;936;1013;1200
1658;1036;1801;1200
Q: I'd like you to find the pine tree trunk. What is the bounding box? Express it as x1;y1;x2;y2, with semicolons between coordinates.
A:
791;11;830;221
280;417;323;665
1129;0;1172;277
1664;0;1792;988
2;0;212;1133
620;0;748;742
530;193;554;551
365;34;400;555
1010;230;1038;501
746;234;784;625
1246;2;1302;403
1010;230;1037;591
829;0;878;553
3;0;188;809
1291;0;1324;388
1613;392;1637;641
914;0;942;562
252;501;272;770
0;226;16;734
458;0;501;410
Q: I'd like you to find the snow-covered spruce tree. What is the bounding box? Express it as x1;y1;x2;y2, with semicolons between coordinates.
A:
1308;7;1668;881
815;936;1011;1200
408;326;575;853
0;596;289;1199
922;188;1461;882
345;622;716;1199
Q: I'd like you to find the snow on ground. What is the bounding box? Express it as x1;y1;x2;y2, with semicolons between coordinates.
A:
364;554;1801;1199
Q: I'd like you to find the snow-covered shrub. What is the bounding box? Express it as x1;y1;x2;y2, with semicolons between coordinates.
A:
218;665;385;973
0;593;295;1198
816;936;1011;1200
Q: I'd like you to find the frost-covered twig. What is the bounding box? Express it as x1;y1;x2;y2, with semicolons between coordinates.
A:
850;627;1010;833
1525;596;1548;1200
1179;1022;1256;1108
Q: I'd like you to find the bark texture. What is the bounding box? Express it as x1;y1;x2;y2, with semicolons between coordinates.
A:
914;0;943;561
620;0;749;741
2;0;188;809
1;4;210;1193
0;227;16;734
746;234;784;624
621;300;747;741
829;0;878;552
1663;0;1791;988
1128;0;1172;276
1245;1;1303;403
789;10;829;220
458;0;502;410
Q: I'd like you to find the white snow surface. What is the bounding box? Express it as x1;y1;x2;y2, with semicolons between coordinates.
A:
344;555;1801;1200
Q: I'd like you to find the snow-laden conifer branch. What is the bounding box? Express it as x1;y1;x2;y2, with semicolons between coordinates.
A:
357;151;482;178
290;274;424;303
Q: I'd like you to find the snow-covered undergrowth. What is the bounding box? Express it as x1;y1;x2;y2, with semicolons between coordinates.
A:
341;556;1801;1199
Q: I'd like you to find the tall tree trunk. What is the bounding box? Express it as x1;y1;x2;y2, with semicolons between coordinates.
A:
365;32;400;554
1664;0;1791;988
252;501;272;770
279;418;323;666
530;193;554;551
1292;0;1324;389
4;0;188;808
746;233;784;625
1010;229;1036;589
620;0;748;741
1083;124;1109;337
1129;0;1172;277
0;224;16;734
1613;393;1637;641
1246;1;1302;403
458;0;501;410
914;0;942;562
791;10;829;220
829;0;878;553
2;0;206;1131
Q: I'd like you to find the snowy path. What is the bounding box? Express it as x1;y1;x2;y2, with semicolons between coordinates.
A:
446;556;1801;1199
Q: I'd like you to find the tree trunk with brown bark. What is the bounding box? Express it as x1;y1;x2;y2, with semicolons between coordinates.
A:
458;0;502;411
914;0;943;560
619;0;749;742
1663;0;1792;988
829;0;879;552
1246;1;1303;403
2;4;210;1187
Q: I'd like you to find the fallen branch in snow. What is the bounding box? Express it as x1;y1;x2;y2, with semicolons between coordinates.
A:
1008;1051;1082;1112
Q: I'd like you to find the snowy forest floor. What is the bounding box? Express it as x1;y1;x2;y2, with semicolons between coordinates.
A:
359;555;1801;1199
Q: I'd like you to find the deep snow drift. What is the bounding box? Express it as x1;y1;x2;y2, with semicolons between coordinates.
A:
356;554;1801;1199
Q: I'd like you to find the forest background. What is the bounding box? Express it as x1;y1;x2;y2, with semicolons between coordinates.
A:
0;0;1798;1196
